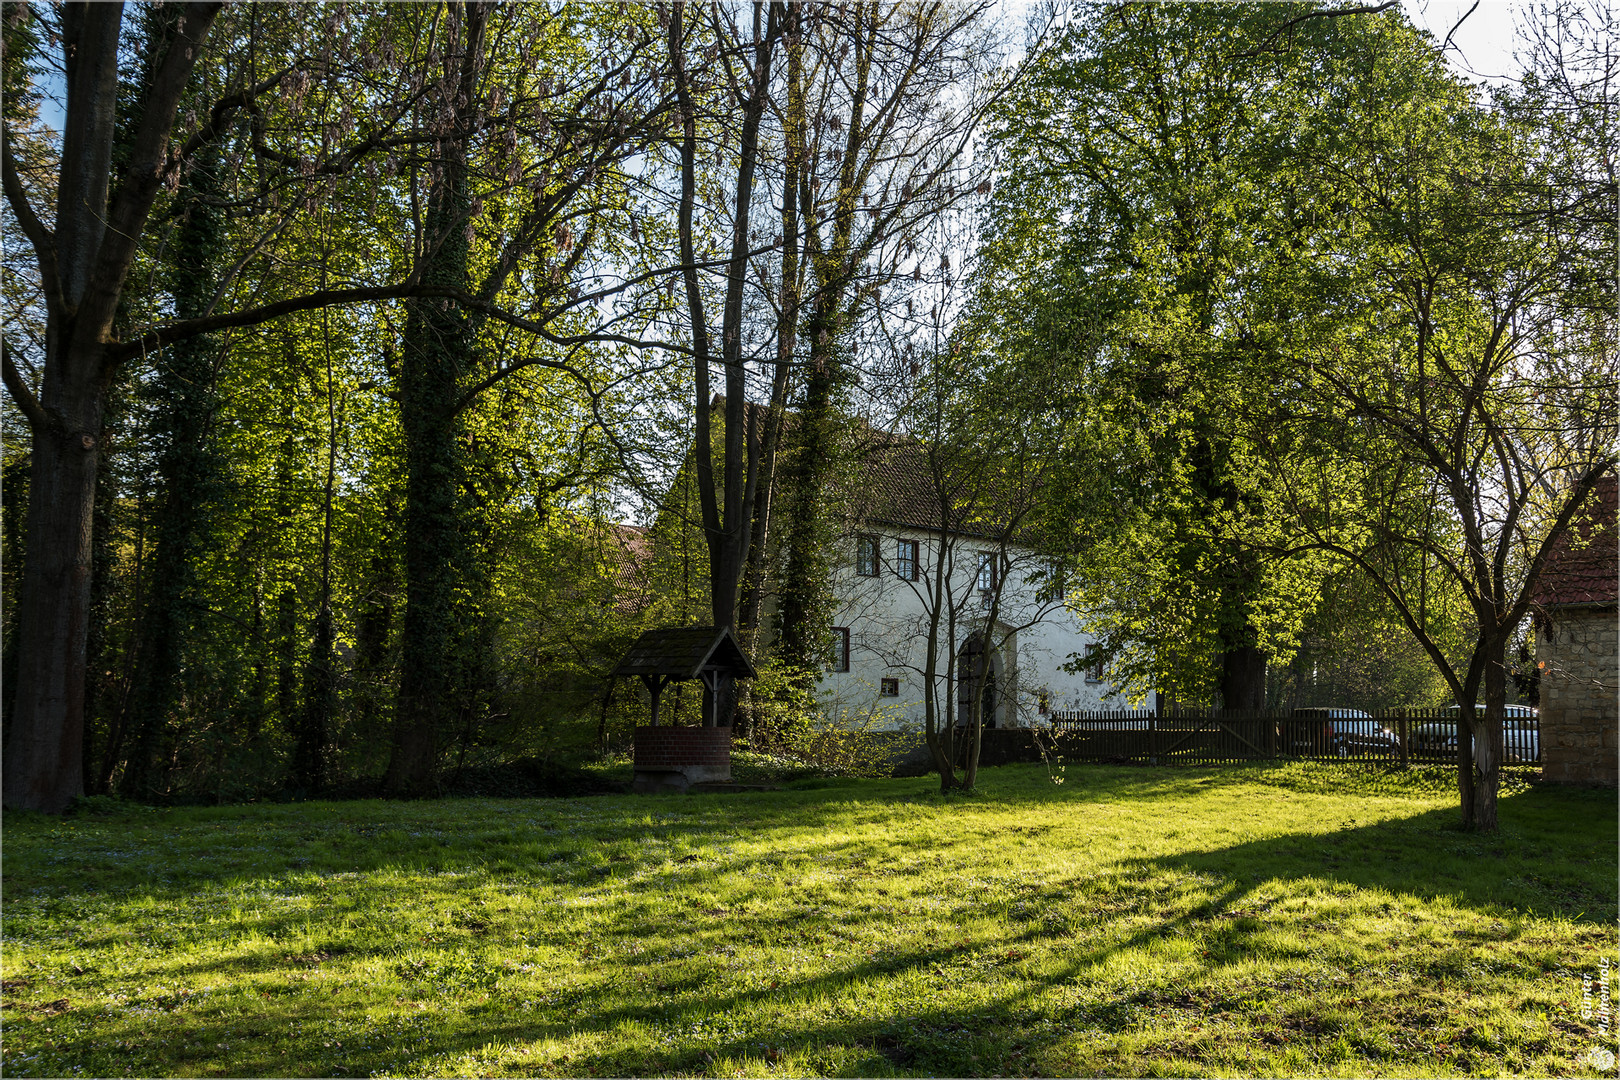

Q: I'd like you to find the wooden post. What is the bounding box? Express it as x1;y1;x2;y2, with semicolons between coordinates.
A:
1149;711;1159;765
642;675;664;726
702;670;718;728
1398;711;1409;766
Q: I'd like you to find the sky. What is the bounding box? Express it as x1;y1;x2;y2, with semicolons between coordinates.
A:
981;0;1533;85
1402;0;1527;84
33;2;1534;139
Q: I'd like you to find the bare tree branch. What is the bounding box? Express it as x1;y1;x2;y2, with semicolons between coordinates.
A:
1;336;51;433
1;125;63;312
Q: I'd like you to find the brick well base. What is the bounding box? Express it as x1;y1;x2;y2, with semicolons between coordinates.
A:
633;726;732;792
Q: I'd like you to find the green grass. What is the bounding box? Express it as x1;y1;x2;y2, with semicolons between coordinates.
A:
3;763;1615;1078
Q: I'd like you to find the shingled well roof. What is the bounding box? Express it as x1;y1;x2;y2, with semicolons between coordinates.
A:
609;626;757;681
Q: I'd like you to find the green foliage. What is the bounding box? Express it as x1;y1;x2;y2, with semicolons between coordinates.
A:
970;2;1387;704
737;661;898;779
1266;565;1468;711
2;3;675;800
1;767;1613;1077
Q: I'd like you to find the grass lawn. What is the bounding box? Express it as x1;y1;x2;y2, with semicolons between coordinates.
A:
3;762;1616;1078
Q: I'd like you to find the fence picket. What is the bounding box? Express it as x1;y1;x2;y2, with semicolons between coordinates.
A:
1045;707;1539;767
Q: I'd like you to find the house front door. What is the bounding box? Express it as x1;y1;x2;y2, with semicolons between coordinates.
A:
957;637;999;729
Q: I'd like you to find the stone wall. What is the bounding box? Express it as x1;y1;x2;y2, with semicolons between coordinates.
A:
1538;606;1619;786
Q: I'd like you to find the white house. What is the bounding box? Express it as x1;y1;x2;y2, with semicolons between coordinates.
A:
811;437;1142;732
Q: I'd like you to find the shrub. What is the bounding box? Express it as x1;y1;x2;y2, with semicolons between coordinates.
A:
738;661;901;778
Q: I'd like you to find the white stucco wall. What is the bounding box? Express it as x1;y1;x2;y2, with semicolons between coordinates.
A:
814;526;1142;731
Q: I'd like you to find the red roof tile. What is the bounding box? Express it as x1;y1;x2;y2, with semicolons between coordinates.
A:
606;522;653;614
709;396;1031;537
1531;475;1617;609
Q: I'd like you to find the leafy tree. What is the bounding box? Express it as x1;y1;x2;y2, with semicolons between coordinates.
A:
890;342;1071;792
1;2;679;808
1263;7;1617;830
972;2;1345;707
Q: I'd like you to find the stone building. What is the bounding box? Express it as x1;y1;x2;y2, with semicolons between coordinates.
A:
1530;475;1618;786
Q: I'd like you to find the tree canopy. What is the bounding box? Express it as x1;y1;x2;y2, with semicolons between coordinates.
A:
1;0;1610;825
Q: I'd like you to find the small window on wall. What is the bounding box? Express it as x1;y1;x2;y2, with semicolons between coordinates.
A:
856;535;879;576
1046;559;1067;601
1085;644;1104;684
880;677;900;697
896;538;919;581
829;627;851;673
976;552;996;592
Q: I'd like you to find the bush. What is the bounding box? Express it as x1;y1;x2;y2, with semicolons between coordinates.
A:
737;661;901;778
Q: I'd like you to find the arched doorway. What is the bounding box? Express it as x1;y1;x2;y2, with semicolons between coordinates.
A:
956;634;1002;729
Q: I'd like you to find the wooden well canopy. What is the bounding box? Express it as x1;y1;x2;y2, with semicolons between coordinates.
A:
610;626;757;727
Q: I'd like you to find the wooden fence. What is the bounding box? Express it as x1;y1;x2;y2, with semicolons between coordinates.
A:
1045;708;1540;766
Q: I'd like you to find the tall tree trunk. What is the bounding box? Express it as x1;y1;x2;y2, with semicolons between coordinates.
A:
734;1;807;675
3;3;124;813
386;3;486;795
922;487;961;792
387;295;467;793
768;8;875;673
119;147;226;801
1472;640;1506;832
81;390;121;795
668;1;782;725
3;2;222;812
775;343;839;670
293;267;341;792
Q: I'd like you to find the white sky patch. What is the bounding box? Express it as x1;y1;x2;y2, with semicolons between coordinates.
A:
983;1;1532;86
1403;0;1526;84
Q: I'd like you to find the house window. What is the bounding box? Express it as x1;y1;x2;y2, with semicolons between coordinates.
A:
976;553;996;610
1085;644;1103;684
829;627;850;673
880;677;899;697
896;538;919;581
855;534;879;577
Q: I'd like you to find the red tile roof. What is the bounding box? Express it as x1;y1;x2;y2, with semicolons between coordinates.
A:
853;436;1034;538
1531;475;1617;609
709;396;1032;538
606;522;653;614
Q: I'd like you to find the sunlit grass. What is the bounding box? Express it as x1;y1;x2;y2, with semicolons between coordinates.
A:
3;763;1615;1077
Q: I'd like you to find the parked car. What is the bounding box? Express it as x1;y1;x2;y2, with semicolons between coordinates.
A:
1416;705;1539;762
1288;708;1399;757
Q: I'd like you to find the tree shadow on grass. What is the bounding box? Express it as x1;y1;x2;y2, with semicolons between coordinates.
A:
9;769;1615;1076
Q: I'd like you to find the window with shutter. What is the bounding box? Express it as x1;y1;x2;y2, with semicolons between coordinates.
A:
828;627;851;672
856;535;879;577
896;538;919;580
